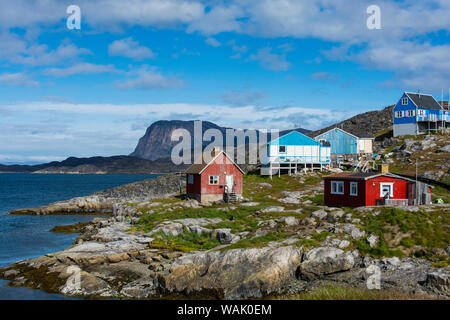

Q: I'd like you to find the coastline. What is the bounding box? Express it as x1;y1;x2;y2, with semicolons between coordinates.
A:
1;172;449;300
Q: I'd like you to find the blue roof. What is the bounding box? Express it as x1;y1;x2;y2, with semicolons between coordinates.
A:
269;130;320;146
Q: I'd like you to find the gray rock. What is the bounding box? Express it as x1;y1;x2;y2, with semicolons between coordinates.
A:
425;271;449;295
436;145;450;153
160;246;302;299
310;209;328;220
212;228;233;244
298;247;355;280
367;234;379;248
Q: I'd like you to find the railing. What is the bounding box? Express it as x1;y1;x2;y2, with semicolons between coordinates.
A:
376;199;408;206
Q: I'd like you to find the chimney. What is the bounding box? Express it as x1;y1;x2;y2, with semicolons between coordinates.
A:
380;164;389;173
212;146;221;156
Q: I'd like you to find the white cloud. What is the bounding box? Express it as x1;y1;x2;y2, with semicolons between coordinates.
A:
0;72;38;86
108;37;156;60
43;63;119;77
249;47;291;71
221;89;267;106
115;66;184;90
205;37;221;47
310;72;339;82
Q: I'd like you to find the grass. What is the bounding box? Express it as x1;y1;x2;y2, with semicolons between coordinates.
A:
222;232;288;251
278;284;439;300
149;231;221;252
352;207;449;260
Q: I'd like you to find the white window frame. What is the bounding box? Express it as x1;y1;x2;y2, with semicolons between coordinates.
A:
380;183;394;198
350;182;358;196
406;109;415;117
278;145;287;153
188;174;194;184
401;98;408;105
417;109;426;116
395;111;404;118
209;175;219;185
331;181;344;195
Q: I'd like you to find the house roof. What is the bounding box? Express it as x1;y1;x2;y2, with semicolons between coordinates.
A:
323;172;422;183
314;127;360;140
357;133;375;139
405;92;442;110
185;150;245;175
268;130;320;146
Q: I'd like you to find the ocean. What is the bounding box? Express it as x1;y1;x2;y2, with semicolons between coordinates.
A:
0;173;159;299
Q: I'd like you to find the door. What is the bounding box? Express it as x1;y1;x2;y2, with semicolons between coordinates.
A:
225;175;234;192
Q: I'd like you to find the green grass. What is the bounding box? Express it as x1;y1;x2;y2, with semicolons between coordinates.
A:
149;231;221;252
221;232;288;251
279;284;436;300
353;207;449;259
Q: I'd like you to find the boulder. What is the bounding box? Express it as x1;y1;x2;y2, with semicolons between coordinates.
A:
425;271;449;295
298;247;355;280
367;234;379;248
310;209;328;220
160;246;302;299
212;229;233;244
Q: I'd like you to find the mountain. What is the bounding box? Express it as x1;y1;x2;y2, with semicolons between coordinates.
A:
130;120;311;161
0;156;188;174
307;105;394;139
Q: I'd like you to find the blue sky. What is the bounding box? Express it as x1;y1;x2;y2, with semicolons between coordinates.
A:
0;0;449;163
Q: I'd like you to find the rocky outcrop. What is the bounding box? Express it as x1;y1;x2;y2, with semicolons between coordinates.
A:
298;247;355;281
159;246;302;299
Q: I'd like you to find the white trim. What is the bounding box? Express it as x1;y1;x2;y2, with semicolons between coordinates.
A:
350;182;358;196
331;181;344;195
315;127;359;140
380;182;394;197
209;175;219;185
196;151;245;175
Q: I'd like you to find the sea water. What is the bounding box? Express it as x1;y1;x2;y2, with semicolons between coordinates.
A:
0;173;159;299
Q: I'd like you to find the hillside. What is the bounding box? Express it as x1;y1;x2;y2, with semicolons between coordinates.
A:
308;105;394;138
379;133;450;187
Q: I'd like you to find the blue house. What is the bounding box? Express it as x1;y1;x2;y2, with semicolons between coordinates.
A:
393;92;448;137
260;130;331;176
314;128;358;155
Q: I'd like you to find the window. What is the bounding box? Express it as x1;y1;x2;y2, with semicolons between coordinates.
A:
279;145;286;153
402;98;408;105
417;109;426;116
209;175;219;185
380;183;394;198
406;109;415;117
331;181;344;194
188;174;194;184
350;182;358;196
395;111;404;118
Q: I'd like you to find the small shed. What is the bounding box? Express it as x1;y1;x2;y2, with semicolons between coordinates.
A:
185;148;244;203
315;128;358;155
323;172;432;207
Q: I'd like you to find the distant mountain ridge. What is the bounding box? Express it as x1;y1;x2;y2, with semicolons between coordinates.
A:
130;120;311;161
0;156;188;174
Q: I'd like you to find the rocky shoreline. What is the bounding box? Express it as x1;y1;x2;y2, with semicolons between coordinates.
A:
1;173;449;299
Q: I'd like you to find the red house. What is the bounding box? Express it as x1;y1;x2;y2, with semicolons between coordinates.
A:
185;148;244;203
323;172;432;207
